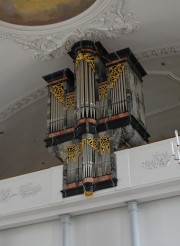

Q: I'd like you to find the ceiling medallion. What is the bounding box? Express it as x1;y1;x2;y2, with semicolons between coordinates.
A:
0;0;140;61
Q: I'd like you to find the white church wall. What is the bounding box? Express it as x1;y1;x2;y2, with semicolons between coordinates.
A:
0;196;180;246
139;196;180;246
0;220;62;246
72;207;130;246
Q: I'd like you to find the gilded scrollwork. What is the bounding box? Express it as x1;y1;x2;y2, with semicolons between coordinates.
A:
109;64;125;89
66;144;76;164
98;82;108;100
50;83;64;104
75;52;95;72
77;138;98;156
100;135;110;155
66;92;75;109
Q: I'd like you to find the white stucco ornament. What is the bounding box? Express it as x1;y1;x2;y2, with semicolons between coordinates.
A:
0;0;140;61
0;183;42;202
142;152;171;170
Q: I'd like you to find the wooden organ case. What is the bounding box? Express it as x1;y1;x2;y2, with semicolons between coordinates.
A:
43;41;150;198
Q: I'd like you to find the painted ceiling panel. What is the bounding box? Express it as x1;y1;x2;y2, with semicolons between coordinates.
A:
0;0;95;25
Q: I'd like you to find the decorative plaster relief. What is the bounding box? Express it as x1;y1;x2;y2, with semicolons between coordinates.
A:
0;0;140;61
18;183;42;198
0;183;42;203
142;152;171;170
136;44;180;61
0;86;47;123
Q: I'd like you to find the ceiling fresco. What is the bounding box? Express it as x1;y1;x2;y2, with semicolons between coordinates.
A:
0;0;96;26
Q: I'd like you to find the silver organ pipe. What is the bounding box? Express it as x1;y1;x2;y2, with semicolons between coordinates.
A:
80;60;85;119
85;61;89;117
109;63;127;116
91;67;96;119
76;65;81;120
76;52;96;120
50;82;65;133
100;134;111;176
98;82;108;119
66;92;75;128
66;143;76;184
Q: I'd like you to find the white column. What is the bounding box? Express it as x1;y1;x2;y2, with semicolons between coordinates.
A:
127;201;141;246
61;214;71;246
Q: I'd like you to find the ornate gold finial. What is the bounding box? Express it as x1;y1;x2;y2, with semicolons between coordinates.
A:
50;83;64;104
100;135;110;155
75;52;95;72
66;92;75;109
98;82;108;100
66;144;76;164
109;64;125;89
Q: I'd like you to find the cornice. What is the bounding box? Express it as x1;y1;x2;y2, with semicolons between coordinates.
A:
147;70;180;84
136;43;180;61
0;86;47;123
0;0;140;61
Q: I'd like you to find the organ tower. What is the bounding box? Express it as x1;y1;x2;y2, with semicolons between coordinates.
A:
43;40;150;198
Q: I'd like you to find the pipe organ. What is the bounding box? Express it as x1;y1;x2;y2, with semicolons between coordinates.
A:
43;40;150;198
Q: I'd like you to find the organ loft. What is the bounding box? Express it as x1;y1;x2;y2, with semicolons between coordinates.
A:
43;40;150;198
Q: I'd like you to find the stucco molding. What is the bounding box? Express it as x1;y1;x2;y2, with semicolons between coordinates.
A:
0;0;140;61
136;43;180;61
0;86;47;123
147;70;180;84
142;152;171;170
0;183;42;202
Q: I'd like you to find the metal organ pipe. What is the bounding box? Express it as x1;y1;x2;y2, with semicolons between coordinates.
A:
80;60;85;119
109;64;127;116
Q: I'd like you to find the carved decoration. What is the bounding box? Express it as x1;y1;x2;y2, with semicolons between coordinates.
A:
100;135;110;155
0;0;140;61
0;183;42;203
142;151;171;170
66;144;76;164
98;82;108;100
0;188;14;202
109;64;125;89
50;83;64;103
66;92;75;109
76;53;95;72
136;44;180;61
78;138;98;156
18;183;42;198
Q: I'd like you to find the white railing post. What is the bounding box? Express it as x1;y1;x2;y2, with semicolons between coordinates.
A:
127;201;141;246
61;215;71;246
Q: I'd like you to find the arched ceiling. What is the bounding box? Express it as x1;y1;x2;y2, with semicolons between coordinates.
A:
0;0;180;179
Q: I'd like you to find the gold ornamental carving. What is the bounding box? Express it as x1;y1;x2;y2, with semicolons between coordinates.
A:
100;135;110;155
98;82;108;100
66;144;76;164
50;83;64;104
77;138;98;156
66;92;75;109
109;64;125;89
75;52;95;72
